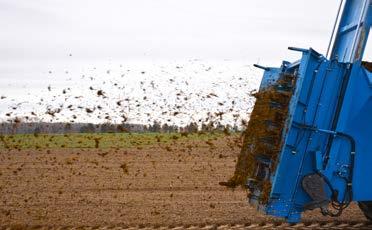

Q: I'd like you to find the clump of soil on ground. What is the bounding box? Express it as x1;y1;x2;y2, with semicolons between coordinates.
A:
221;73;296;204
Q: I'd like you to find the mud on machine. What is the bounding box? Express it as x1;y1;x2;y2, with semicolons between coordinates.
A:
222;0;372;222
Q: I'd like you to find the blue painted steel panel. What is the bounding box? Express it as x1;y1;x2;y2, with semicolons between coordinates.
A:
259;68;282;90
247;0;372;222
252;49;372;222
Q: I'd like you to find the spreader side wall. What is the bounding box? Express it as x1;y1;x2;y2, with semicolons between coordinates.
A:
330;63;372;201
267;50;350;221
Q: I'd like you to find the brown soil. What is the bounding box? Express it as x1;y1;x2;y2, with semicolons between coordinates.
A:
0;137;366;227
362;61;372;72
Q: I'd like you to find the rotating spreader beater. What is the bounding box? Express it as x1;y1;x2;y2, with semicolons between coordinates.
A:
222;0;372;223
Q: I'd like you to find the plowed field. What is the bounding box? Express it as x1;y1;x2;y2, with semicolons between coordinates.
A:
0;134;366;227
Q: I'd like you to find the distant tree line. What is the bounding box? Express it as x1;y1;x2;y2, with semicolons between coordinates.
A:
0;121;241;135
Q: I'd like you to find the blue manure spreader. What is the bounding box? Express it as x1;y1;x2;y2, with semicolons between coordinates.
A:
222;0;372;223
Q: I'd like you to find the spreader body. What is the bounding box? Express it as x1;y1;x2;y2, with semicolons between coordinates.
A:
245;0;372;222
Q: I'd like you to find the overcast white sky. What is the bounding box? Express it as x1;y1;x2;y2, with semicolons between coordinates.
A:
0;0;342;65
5;0;372;125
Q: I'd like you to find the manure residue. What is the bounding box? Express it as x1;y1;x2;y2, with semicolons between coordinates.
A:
221;73;296;204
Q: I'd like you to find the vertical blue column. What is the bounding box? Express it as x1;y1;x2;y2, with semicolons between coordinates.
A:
330;0;372;63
